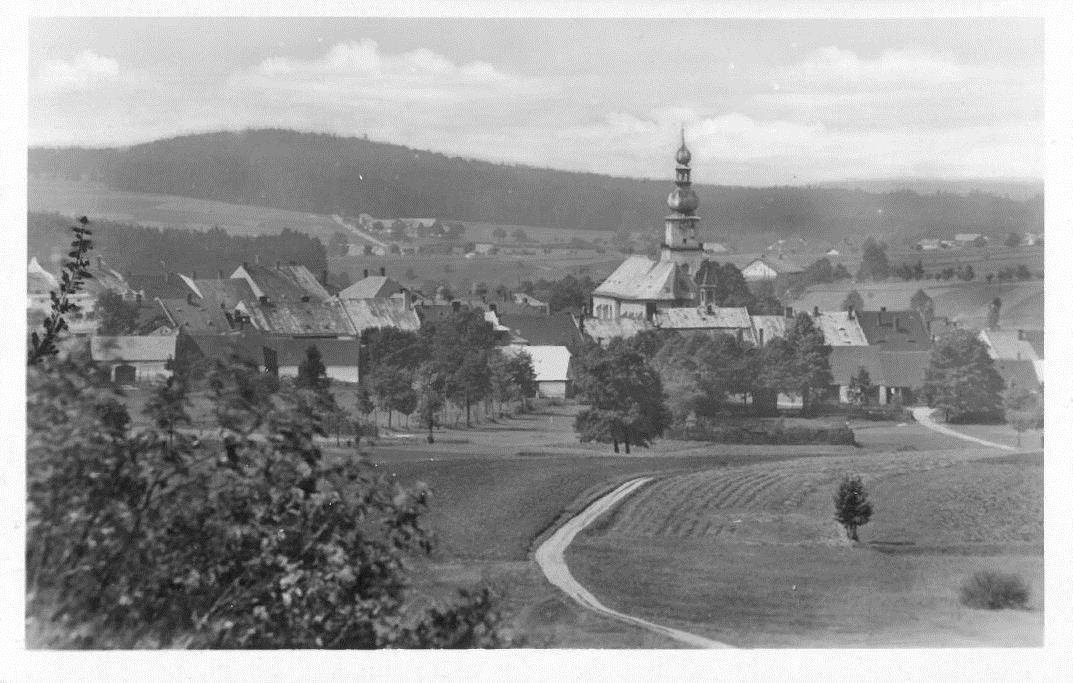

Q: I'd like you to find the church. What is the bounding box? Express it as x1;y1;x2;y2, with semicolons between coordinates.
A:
591;132;739;322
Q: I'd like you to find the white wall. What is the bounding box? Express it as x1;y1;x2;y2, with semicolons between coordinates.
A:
278;365;360;385
537;380;568;399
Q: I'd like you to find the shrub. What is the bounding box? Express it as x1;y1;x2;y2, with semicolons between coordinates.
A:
959;571;1030;610
668;418;856;446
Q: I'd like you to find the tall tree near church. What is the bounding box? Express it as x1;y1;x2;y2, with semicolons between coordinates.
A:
573;345;671;453
922;330;1005;423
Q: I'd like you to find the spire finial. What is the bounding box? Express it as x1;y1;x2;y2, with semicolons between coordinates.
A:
681;124;685;147
675;125;692;166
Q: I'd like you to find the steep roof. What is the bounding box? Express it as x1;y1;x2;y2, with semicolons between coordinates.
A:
751;315;787;346
257;299;356;336
813;311;869;346
230;264;330;302
856;310;931;351
157;297;237;334
91;335;177;363
339;299;421;334
339;276;405;300
653;306;752;332
829;347;929;388
593;256;694;301
496;311;582;347
979;329;1041;362
994;359;1042;393
502;344;571;383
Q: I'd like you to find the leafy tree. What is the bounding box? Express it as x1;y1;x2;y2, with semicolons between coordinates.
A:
491;227;507;240
747;280;785;316
833;475;873;541
26;350;511;648
573;345;671;453
296;345;330;394
987;297;1002;330
356;384;375;417
910;288;935;326
783;313;833;415
652;332;755;420
840;289;865;314
959;264;975;281
833;263;852;280
510;228;529;243
923;329;1006;423
855;237;891;281
328;231;351;257
369;365;415;429
95;290;142;335
847;366;873;407
28;217;94;364
1004;386;1043;447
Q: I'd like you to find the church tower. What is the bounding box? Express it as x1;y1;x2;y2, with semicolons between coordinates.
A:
660;128;705;274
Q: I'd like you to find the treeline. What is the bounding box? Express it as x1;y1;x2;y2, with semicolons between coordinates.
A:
29;129;1044;240
28;211;327;281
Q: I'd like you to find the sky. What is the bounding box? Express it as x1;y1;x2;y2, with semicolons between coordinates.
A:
28;17;1045;185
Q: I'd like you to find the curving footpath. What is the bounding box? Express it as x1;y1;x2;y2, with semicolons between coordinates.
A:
534;477;732;649
911;407;1017;451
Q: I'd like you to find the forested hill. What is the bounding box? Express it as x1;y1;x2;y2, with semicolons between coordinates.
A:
29;129;1043;244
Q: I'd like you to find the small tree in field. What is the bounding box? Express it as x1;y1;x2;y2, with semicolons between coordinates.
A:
833;475;873;541
840;289;865;314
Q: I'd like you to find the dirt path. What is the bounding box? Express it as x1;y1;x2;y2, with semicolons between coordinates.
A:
533;477;732;649
910;407;1016;451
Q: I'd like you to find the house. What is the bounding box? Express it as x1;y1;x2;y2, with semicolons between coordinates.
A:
915;239;941;251
811;309;869;346
187;333;362;384
592;256;696;320
740;256;806;283
652;306;755;342
1023;232;1043;246
91;334;177;384
511;292;549;313
978;329;1041;362
230;262;331;303
750;315;787;348
339;272;408;303
257;299;357;337
474;243;496;255
502;344;573;399
855;309;931;351
954;233;987;246
338;298;421;335
829;346;930;405
158;276;261;334
993;359;1043;394
496;311;584;347
702;242;729;254
580;316;654;346
825;248;841;257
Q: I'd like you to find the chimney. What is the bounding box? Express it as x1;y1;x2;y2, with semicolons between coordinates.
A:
847;305;855;320
758;328;765;347
813;306;820;317
322;269;328;285
218;270;224;279
451;300;460;313
489;303;497;313
1017;329;1025;340
706;304;713;314
380;266;386;276
186;292;194;305
242;261;249;270
363;269;369;279
784;306;793;318
880;306;887;312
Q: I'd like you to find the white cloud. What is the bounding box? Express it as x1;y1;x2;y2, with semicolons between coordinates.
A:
37;50;120;93
780;46;997;88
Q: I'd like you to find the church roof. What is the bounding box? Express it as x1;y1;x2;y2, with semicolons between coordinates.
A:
593;256;693;301
653;306;753;331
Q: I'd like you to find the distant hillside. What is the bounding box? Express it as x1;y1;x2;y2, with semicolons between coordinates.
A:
29;129;1044;245
814;177;1044;202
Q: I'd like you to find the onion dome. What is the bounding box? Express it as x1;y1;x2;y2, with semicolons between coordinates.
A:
675;143;692;166
667;186;699;213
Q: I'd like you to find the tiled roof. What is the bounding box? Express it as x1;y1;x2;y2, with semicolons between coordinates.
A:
339;299;421;334
653;306;753;331
594;256;694;301
994;359;1042;393
230;264;330;302
257;299;356;336
187;333;362;368
497;311;583;347
829;347;929;388
91;335;177;363
339;276;404;299
813;311;869;346
979;329;1041;362
879;351;931;389
502;344;572;383
157;297;237;334
856;310;931;351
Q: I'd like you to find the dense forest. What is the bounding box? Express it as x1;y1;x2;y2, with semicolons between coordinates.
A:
28;211;327;284
29;130;1043;245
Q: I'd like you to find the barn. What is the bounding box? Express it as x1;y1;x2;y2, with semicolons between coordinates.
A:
91;335;177;384
502;344;573;399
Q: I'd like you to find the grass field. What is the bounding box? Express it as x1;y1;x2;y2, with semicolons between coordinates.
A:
567;448;1043;647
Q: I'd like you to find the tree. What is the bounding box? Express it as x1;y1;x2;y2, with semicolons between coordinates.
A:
922;330;1006;423
296;345;330;394
1004;386;1043;447
847;366;872;407
833;263;852;280
95;290;142;335
26;351;510;648
1004;232;1022;248
987;297;1002;330
28;217;94;364
910;288;935;327
855;237;890;281
841;290;865;313
491;227;507;240
328;231;351;257
573;345;671;453
783;313;833;415
833;475;873;541
510;228;529;243
370;365;415;429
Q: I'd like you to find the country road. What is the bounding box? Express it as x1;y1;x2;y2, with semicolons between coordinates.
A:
910;407;1017;451
534;477;732;649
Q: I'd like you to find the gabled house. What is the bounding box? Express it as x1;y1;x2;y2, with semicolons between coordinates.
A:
829;346;930;405
740;256;806;283
339;272;407;302
501;344;573;399
855;309;931;352
592;256;697;320
496;311;584;347
230;263;330;303
339;299;421;336
186;333;362;384
91;334;177;384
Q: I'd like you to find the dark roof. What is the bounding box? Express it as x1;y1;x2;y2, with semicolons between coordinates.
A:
829;347;930;388
158;297;237;334
190;278;258;307
256;299;356;336
856;309;931;351
994;359;1042;393
125;274;191;300
339;276;405;299
187;333;361;368
496;311;583;347
1021;329;1044;359
233;264;330;302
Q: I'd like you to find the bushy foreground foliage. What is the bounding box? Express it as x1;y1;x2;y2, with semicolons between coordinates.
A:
833;475;873;542
26;352;513;648
959;571;1030;610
